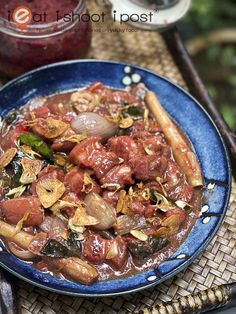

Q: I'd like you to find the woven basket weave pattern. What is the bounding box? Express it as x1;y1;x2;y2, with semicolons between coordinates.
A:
2;2;236;313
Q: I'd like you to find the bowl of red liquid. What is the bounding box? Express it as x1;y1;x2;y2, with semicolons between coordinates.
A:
0;0;92;77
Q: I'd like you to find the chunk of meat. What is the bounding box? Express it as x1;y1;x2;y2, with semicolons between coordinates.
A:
102;190;119;208
88;82;108;94
129;156;148;181
108;136;140;162
69;137;120;179
83;232;108;264
47;102;71;116
64;167;84;195
107;91;140;105
30;166;65;195
1;197;44;226
164;208;186;225
91;150;120;179
69;136;101;167
28;232;48;255
129;155;168;181
147;155;168;179
131;120;161;136
0;124;28;150
100;164;134;190
32;105;50;118
83;232;128;269
168;182;193;203
38;166;65;181
88;82;130;106
164;161;183;190
64;167;101;196
51;141;75;152
108;236;128;269
61;192;79;218
51;128;77;152
163;161;193;202
142;135;171;158
131;201;155;218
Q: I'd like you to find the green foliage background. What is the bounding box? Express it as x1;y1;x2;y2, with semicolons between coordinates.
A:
178;0;236;130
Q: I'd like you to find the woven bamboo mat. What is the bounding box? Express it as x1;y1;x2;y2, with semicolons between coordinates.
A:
1;1;236;313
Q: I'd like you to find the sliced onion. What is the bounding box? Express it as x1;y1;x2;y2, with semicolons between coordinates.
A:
84;192;116;230
8;242;36;260
71;113;118;140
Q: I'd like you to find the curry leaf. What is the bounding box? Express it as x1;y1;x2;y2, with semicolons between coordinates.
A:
66;232;82;257
19;133;54;161
127;236;169;260
150;189;157;204
123;105;142;118
41;239;69;258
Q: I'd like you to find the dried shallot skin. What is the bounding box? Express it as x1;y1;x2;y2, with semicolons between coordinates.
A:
0;82;201;284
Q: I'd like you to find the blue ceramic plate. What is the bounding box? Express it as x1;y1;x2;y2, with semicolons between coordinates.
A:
0;60;231;296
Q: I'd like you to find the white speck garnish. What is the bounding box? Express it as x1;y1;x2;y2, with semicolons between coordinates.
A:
201;205;209;213
124;66;131;74
122;76;132;86
207;183;215;190
203;217;211;224
147;275;157;282
132;73;141;83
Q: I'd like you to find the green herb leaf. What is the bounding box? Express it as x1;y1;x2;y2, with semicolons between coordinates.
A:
150;189;157;204
41;235;82;258
66;232;82;257
19;133;54;161
123;105;142;118
127;236;169;260
41;239;69;258
11;159;23;188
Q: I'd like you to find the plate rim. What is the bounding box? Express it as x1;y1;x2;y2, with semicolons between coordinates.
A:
0;59;232;297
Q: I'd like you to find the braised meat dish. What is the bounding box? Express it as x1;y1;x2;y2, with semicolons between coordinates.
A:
0;82;203;284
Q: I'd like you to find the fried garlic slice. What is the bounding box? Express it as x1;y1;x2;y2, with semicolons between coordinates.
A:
119;117;134;129
153;192;172;212
62;133;87;143
14;210;30;235
50;200;76;215
175;200;192;209
54;154;67;167
68;219;86;234
20;158;43;185
71;91;100;113
0;148;17;169
6;185;26;198
130;230;148;242
36;178;65;208
116;190;126;213
21;145;42;158
81;172;95;194
44;118;68;139
70;206;99;227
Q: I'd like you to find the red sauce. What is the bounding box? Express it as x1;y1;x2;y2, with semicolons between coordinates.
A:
0;0;91;77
